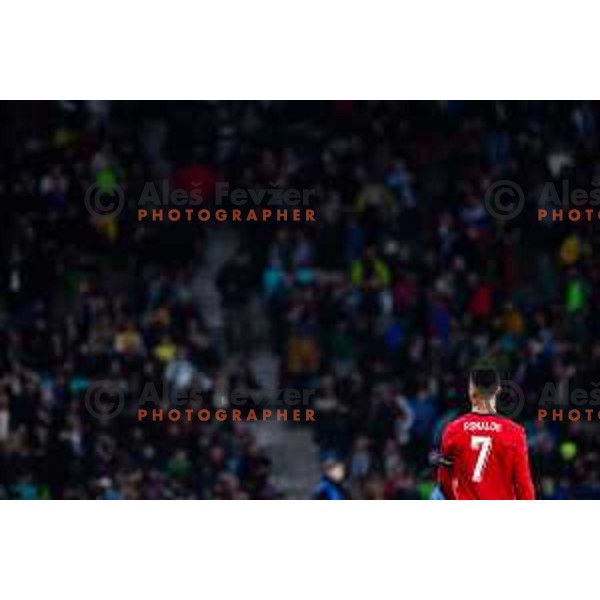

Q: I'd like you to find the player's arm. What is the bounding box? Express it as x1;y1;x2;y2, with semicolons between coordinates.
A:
513;426;535;500
436;427;455;500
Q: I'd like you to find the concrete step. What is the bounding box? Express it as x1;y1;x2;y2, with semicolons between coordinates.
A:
249;351;321;499
189;227;321;498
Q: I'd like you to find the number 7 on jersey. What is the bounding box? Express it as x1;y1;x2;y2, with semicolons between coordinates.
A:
471;435;492;482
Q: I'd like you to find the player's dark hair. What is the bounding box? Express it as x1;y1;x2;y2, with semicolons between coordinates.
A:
469;368;500;396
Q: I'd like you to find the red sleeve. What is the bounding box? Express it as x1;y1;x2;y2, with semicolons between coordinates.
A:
438;426;455;500
513;427;535;500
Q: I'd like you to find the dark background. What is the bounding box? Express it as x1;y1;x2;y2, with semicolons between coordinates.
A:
1;100;599;499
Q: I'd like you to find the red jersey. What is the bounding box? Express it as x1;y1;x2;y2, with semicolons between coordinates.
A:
438;413;535;500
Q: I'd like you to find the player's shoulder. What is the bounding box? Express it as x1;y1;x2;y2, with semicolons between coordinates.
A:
503;418;527;437
442;413;471;437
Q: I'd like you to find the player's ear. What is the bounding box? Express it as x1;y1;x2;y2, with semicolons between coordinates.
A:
468;382;478;402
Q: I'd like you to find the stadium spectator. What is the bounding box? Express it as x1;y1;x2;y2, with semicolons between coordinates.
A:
2;100;600;500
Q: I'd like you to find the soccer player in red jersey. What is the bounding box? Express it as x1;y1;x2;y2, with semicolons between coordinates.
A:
436;369;535;500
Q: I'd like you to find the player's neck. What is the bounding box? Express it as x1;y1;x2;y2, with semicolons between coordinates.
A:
471;401;497;415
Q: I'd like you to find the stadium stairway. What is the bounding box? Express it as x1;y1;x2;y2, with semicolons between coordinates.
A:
249;349;321;499
190;225;238;353
190;226;321;498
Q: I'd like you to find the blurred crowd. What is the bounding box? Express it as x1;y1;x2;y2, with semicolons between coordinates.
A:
257;101;600;499
1;101;600;499
0;101;280;499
